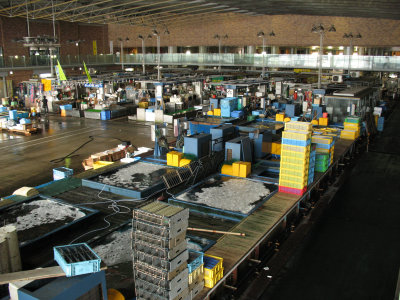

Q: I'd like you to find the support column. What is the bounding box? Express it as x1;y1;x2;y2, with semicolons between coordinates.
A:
198;46;207;70
167;46;177;69
358;47;365;55
168;46;177;53
247;46;255;70
2;76;7;98
271;46;279;54
345;46;353;55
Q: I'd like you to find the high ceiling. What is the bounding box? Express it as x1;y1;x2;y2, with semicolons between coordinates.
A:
0;0;399;29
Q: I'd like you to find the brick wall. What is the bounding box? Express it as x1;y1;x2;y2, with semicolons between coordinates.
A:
0;17;109;58
108;14;400;48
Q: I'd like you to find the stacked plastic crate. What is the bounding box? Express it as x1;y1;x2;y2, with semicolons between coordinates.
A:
203;254;224;288
188;250;205;299
133;201;190;300
308;144;316;185
341;116;361;140
311;135;335;172
279;121;313;196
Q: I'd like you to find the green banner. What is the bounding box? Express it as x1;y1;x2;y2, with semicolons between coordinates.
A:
84;61;92;83
57;60;67;81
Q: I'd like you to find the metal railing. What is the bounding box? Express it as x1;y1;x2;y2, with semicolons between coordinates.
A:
1;53;399;72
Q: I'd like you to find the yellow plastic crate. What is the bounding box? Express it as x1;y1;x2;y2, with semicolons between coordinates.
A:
204;268;223;288
312;136;333;144
207;111;214;116
276;113;285;122
166;151;184;167
278;179;307;189
280;167;309;177
189;264;204;285
281;150;310;159
239;161;251;178
284;121;312;132
315;147;333;154
281;144;311;153
179;158;191;167
221;164;233;176
232;162;241;177
213;108;221;116
204;254;223;279
319;117;328;126
311;119;319;126
340;129;358;140
280;156;309;166
343;122;360;130
279;173;309;183
282;131;312;141
281;159;309;171
271;142;282;155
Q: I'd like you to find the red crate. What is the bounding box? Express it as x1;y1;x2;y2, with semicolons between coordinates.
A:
278;185;307;195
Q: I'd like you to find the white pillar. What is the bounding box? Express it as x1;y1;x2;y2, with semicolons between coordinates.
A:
199;46;207;70
358;47;365;55
247;45;255;54
0;236;10;274
168;46;177;53
271;46;279;54
0;225;22;272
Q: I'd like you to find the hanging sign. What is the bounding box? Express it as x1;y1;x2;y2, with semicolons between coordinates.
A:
84;83;103;88
93;40;97;55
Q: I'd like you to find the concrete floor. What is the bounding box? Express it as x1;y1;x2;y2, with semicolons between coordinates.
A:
264;104;400;300
0;116;157;197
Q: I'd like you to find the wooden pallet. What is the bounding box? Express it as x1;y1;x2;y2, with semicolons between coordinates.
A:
1;127;39;136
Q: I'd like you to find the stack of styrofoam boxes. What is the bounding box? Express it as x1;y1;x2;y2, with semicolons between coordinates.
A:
311;135;335;171
203;254;223;289
308;144;316;186
220;97;237;118
133;201;190;300
187;250;204;299
279;121;312;196
340;116;361;140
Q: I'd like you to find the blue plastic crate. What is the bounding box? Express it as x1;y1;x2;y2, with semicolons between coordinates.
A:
231;110;243;118
54;243;101;277
53;167;73;180
314;142;333;150
282;138;311;147
203;255;219;269
100;110;111;120
188;250;204;273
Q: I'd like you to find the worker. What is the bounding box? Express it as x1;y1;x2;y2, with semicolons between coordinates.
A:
42;96;48;114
